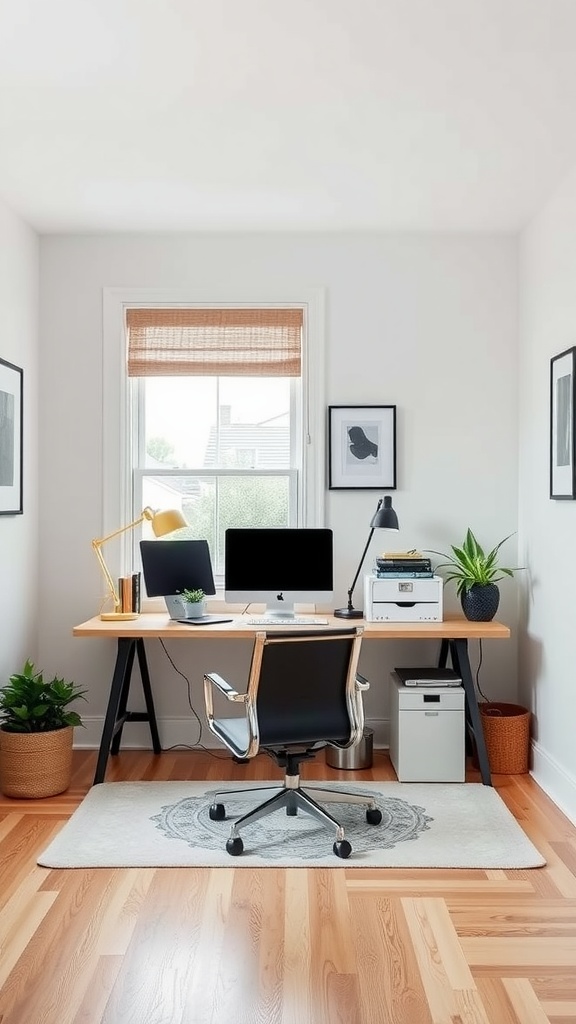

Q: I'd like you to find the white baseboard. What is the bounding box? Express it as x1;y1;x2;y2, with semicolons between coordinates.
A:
530;740;576;827
75;716;391;752
75;716;208;751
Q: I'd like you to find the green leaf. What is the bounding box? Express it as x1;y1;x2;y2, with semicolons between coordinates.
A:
63;712;84;728
11;706;31;720
31;704;50;717
425;529;523;595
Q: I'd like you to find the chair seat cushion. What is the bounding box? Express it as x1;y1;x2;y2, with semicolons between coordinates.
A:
212;716;250;754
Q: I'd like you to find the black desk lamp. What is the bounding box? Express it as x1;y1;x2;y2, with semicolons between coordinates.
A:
334;496;399;619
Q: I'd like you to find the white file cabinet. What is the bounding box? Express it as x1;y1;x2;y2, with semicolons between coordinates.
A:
389;674;465;782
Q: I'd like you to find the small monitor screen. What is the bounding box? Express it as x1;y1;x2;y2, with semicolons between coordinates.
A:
140;540;216;598
224;528;333;616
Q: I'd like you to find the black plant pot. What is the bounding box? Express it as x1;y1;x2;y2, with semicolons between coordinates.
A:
461;583;500;621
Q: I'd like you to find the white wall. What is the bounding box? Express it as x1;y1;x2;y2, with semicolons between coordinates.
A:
519;169;576;823
0;200;39;681
38;232;519;748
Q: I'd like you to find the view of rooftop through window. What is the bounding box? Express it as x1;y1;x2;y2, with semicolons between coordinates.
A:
137;375;296;574
144;376;290;470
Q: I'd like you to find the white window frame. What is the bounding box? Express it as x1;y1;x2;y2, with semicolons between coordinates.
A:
102;286;326;596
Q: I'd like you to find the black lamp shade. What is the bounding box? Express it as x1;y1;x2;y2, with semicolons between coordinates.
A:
370;495;399;531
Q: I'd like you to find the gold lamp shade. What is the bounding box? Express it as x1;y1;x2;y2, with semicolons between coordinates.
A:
149;507;187;537
93;506;187;620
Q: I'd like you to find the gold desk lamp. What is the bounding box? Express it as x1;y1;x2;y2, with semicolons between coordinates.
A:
92;506;187;621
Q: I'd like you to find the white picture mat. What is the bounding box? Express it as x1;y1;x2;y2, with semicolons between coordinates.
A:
551;348;575;498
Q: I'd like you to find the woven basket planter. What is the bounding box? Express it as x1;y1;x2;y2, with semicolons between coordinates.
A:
0;725;74;798
479;702;531;774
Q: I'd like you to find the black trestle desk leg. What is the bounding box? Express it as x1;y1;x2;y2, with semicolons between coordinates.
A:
450;638;492;786
136;638;161;754
110;641;137;756
109;638;162;757
438;639;450;669
93;638;135;786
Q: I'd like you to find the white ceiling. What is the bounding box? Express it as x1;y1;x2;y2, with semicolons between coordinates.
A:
2;0;576;233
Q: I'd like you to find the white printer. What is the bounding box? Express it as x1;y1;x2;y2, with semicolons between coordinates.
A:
363;573;443;622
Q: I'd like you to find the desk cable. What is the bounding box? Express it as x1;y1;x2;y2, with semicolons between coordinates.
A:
474;639;490;702
158;637;233;760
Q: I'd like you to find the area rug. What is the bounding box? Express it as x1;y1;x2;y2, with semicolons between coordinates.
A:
37;781;545;869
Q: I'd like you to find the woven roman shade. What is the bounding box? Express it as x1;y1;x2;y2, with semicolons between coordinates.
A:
126;307;302;377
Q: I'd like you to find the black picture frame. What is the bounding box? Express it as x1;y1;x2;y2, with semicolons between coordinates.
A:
0;357;23;515
328;405;396;490
550;347;576;499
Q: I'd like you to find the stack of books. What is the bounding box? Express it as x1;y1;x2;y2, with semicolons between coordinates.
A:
118;571;141;613
375;550;433;579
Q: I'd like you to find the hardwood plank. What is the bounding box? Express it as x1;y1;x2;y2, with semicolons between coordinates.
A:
282;868;312;1024
307;870;361;1024
462;935;576;967
502;978;551;1023
402;897;490;1023
351;895;433;1024
71;956;124;1024
475;977;523;1024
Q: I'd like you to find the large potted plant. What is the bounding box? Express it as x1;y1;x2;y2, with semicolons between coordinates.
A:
428;528;521;621
0;660;87;798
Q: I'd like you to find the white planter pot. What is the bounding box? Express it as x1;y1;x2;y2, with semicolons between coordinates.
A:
179;599;206;619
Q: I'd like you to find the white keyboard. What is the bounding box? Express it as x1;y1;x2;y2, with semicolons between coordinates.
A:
245;617;329;626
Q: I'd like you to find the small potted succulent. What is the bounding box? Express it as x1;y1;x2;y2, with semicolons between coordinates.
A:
0;660;87;798
177;587;206;619
428;528;522;621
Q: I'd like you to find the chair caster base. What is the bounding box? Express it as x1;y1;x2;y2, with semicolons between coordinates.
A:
209;803;226;821
333;839;352;859
226;836;244;856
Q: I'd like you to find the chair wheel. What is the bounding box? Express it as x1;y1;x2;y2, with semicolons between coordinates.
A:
366;808;382;825
209;803;226;821
226;836;244;856
333;840;352;859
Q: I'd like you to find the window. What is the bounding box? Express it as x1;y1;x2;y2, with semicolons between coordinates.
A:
117;302;324;582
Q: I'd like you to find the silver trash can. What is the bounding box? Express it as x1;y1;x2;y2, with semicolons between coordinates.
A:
325;728;374;770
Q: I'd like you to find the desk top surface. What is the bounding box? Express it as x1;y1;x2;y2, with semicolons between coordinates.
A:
72;613;511;640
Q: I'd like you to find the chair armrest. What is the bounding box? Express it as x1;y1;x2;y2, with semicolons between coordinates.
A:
355;673;370;692
203;672;247;703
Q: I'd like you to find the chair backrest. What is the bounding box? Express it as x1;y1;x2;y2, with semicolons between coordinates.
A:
246;627;364;748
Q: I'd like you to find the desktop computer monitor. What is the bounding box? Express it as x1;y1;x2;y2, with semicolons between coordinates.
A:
140;539;216;618
224;527;333;618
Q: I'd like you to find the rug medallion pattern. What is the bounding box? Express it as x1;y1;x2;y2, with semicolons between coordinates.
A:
150;785;433;860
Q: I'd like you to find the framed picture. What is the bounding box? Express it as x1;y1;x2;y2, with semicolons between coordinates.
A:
550;347;576;499
328;405;396;490
0;357;23;515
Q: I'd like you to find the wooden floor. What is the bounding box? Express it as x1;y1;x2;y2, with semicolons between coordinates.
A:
1;750;575;1024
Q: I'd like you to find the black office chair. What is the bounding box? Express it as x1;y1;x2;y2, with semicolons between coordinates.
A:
203;626;382;859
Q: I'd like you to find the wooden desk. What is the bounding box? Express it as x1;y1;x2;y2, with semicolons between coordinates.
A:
73;614;511;787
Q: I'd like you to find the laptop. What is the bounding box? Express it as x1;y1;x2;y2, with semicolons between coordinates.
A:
140;539;231;623
393;667;462;687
